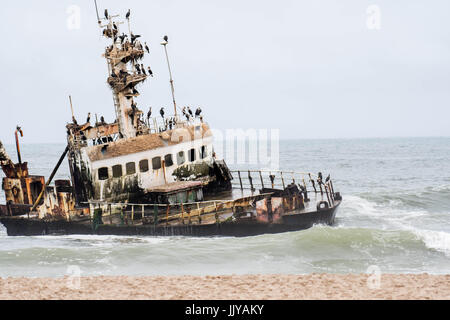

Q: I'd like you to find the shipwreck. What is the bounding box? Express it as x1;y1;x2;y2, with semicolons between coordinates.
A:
0;7;341;237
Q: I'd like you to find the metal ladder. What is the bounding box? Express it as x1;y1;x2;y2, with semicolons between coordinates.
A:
112;93;121;129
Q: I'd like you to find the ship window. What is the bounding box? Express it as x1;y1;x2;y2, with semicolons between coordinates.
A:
165;154;174;167
152;157;162;170
112;165;123;178
177;151;186;165
139;160;149;172
200;146;207;159
126;162;136;175
188;149;196;162
98;167;109;180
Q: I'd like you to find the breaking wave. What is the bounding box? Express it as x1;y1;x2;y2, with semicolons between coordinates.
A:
410;229;450;257
339;193;450;257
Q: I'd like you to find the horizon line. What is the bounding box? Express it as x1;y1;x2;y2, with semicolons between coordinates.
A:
1;135;449;145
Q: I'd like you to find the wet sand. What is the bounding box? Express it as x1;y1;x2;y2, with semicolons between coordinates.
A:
0;274;449;300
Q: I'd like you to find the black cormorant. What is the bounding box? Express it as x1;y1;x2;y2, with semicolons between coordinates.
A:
131;33;141;44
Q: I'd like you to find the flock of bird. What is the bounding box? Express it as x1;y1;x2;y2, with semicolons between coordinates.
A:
146;106;202;122
85;113;107;126
103;10;152;81
100;9;204;133
104;9;130;21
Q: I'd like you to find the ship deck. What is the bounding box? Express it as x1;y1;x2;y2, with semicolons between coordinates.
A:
80;186;339;228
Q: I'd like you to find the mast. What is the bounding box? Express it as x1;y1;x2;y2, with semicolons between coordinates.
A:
161;36;178;117
98;8;149;139
94;0;101;25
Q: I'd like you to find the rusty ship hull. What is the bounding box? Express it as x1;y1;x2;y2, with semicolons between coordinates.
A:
0;201;339;237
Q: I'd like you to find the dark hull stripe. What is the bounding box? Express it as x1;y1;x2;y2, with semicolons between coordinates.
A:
0;204;339;238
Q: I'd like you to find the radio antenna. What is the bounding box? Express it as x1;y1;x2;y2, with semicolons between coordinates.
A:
94;0;101;25
161;36;178;117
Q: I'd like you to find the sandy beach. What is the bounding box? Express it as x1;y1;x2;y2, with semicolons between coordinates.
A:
0;274;449;300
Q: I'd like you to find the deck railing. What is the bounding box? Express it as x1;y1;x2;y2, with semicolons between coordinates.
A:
84;193;273;227
145;114;203;134
80;169;338;226
231;170;332;191
230;170;337;207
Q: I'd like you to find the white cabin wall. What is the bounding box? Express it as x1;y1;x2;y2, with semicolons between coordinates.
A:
88;136;214;200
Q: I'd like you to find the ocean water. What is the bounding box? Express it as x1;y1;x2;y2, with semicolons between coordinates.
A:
0;138;449;277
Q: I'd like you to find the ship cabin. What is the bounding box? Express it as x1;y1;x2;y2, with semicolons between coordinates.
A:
68;118;216;204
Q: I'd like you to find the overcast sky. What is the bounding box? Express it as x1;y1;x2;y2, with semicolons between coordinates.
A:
0;0;449;144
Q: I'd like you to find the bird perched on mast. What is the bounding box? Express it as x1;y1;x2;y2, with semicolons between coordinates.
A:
86;112;91;123
119;33;127;44
104;9;109;20
135;64;141;74
131;33;141;45
160;107;165;119
144;42;150;54
126;9;131;20
147;67;153;77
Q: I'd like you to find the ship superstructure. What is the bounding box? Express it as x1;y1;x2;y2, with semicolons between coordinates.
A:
66;11;231;205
